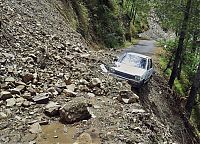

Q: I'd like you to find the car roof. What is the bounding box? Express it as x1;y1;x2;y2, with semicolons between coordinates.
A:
126;52;151;59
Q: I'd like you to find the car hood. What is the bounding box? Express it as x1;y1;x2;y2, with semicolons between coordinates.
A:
112;63;146;77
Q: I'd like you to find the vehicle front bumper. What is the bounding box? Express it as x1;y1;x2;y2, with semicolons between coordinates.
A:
109;73;143;88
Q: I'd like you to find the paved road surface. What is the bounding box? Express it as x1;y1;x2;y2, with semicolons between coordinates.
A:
123;40;156;56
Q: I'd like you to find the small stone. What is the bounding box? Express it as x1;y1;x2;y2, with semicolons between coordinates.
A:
66;84;76;92
79;79;89;85
131;109;145;113
90;78;101;87
79;85;89;92
0;112;7;119
22;73;34;83
87;93;95;98
63;89;77;97
27;87;36;96
0;91;13;100
56;82;67;89
0;58;6;64
128;95;139;104
64;74;71;85
93;105;100;109
5;77;15;82
45;101;60;116
16;97;25;106
29;123;42;134
11;85;25;94
22;100;30;107
7;66;14;73
122;98;129;104
29;54;37;61
6;98;16;107
15;115;22;121
133;127;142;133
15;81;26;86
33;93;49;104
29;141;36;144
0;83;9;89
63;126;68;133
22;92;32;100
5;109;12;116
117;91;139;104
73;133;92;144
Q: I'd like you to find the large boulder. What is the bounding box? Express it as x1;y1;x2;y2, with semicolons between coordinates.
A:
59;98;91;124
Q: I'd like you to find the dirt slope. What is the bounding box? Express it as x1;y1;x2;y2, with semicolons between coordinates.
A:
0;0;199;144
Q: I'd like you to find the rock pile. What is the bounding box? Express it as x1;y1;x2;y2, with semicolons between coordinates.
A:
139;9;176;40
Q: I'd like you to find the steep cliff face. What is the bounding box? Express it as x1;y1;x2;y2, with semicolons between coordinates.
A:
52;0;150;48
0;0;199;144
51;0;124;48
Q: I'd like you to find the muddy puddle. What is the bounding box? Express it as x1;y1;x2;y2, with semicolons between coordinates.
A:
36;122;101;144
36;122;76;144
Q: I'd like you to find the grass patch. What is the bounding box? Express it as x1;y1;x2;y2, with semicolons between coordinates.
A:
122;39;139;48
174;79;184;95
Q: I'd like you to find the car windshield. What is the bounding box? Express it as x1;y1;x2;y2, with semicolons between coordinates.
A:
120;53;147;69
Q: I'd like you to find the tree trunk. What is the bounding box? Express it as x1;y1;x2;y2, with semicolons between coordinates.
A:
168;0;192;88
177;60;183;80
192;31;198;53
185;63;200;117
163;54;173;73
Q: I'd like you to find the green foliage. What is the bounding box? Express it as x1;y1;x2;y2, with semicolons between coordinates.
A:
78;2;89;36
121;0;150;39
94;3;124;48
174;79;185;95
160;56;171;75
59;0;151;48
191;96;200;132
158;39;178;52
158;40;193;95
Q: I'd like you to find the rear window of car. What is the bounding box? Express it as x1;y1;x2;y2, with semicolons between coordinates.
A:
120;53;147;69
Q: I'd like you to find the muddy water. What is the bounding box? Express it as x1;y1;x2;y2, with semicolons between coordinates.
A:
36;122;101;144
36;122;76;144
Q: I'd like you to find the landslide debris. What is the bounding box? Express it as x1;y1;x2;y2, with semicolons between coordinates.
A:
0;0;198;144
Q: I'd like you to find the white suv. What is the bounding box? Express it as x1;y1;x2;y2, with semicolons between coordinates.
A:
110;52;154;87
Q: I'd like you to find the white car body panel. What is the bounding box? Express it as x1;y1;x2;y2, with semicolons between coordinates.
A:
109;52;154;87
112;64;146;77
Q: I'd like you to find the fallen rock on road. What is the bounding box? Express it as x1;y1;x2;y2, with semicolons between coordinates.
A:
59;98;92;124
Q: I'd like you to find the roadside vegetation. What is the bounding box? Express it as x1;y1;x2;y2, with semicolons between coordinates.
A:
55;0;150;48
155;0;200;133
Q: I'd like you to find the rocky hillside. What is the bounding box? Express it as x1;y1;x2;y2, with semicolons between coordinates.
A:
0;0;199;144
